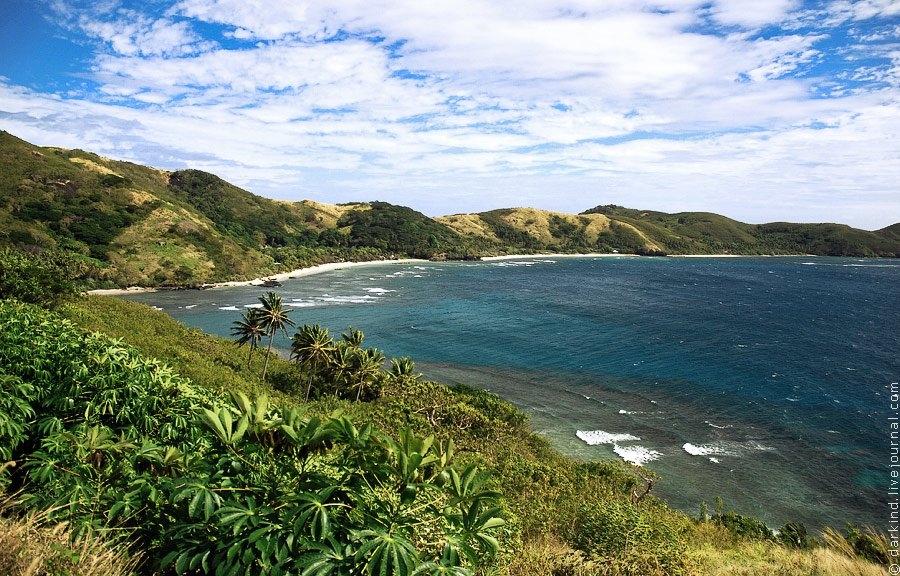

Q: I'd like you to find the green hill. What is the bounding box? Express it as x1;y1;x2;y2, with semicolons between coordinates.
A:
581;204;900;257
1;131;896;290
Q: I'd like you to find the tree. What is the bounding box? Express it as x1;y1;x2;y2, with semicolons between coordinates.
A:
326;341;355;397
255;291;295;382
0;248;86;306
230;309;266;369
341;326;365;348
390;356;421;385
352;348;385;402
291;324;334;401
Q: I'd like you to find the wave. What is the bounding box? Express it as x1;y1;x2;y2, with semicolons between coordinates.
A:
576;430;640;445
614;444;662;466
683;440;775;463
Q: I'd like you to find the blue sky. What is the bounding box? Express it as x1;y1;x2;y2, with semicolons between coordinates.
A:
1;0;898;229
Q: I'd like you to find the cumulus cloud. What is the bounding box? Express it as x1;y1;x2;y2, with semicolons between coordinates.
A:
2;0;897;229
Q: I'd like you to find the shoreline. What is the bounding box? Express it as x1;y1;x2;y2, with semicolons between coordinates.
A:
87;258;429;296
86;252;814;296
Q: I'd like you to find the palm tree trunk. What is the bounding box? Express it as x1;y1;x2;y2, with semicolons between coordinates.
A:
304;360;316;402
262;333;274;382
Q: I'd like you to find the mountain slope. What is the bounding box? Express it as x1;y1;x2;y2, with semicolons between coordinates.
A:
2;131;897;289
582;204;900;257
0;132;471;285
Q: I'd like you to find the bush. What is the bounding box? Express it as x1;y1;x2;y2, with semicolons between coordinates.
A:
0;248;86;306
571;498;691;576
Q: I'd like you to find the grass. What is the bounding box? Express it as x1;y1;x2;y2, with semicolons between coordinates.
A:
52;294;895;576
59;294;302;403
0;495;140;576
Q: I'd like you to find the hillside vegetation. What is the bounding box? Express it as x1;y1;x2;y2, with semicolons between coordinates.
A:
0;251;891;575
1;131;896;290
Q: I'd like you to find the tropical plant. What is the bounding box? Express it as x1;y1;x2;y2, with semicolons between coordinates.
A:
231;308;266;369
341;325;365;348
0;299;508;575
0;248;87;306
291;324;334;401
352;347;386;402
255;291;295;382
391;357;422;385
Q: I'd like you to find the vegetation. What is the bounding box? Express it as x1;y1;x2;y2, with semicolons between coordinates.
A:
0;261;889;574
3;131;896;293
1;131;897;574
0;298;507;575
583;204;900;257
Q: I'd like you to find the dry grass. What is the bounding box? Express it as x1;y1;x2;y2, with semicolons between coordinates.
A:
502;530;889;576
691;541;886;576
0;496;140;576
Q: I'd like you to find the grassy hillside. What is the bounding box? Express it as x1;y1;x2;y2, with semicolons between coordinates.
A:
0;132;472;286
583;204;900;256
2;130;897;293
0;274;887;573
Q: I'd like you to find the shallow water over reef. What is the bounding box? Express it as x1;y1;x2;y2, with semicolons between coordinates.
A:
124;255;900;529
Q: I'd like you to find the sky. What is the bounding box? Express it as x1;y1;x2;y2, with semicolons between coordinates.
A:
0;0;898;229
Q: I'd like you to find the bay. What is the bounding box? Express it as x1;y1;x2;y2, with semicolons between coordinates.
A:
122;255;899;530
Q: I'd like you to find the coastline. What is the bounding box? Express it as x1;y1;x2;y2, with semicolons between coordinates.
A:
86;253;805;296
479;252;630;261
87;258;429;297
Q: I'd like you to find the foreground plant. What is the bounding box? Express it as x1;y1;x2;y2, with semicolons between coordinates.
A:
0;299;506;575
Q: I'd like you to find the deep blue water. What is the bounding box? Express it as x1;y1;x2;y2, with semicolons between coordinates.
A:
123;256;899;529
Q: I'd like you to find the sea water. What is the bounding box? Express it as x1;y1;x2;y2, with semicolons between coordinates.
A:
122;256;899;529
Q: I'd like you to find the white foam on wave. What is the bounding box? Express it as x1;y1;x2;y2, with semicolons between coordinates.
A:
364;287;394;294
576;430;640;445
218;305;240;311
614;444;662;466
683;440;775;463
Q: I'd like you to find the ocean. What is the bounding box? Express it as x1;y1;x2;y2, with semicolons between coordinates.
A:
122;255;899;530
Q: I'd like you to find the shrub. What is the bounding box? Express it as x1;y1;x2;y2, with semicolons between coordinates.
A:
571;498;691;576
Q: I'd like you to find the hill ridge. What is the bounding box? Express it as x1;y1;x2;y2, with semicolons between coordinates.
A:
1;130;897;287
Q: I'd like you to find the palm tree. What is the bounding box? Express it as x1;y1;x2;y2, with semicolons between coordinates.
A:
291;324;334;401
390;356;421;385
230;309;266;369
256;291;295;382
326;341;355;398
341;326;365;348
352;347;385;402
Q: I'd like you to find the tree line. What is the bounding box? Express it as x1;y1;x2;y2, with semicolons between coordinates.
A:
231;291;420;403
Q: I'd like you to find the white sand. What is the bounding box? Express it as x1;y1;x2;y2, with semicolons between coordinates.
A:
87;258;429;296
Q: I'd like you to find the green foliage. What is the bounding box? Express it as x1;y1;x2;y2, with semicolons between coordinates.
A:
712;509;775;542
571;498;692;575
777;521;813;549
337;201;464;258
843;525;891;565
583;204;900;256
479;210;545;252
0;299;506;575
0;248;88;306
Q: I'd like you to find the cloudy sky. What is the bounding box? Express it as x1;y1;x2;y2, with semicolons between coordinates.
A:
1;0;898;229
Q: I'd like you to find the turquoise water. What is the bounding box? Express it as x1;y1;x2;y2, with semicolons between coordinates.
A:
123;256;899;529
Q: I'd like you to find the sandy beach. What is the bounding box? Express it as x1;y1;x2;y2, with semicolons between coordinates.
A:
87;258;429;296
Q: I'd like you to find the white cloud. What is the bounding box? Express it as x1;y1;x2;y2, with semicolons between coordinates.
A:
708;0;800;28
3;1;898;229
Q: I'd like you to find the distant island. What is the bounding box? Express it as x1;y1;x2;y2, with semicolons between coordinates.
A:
2;129;897;290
